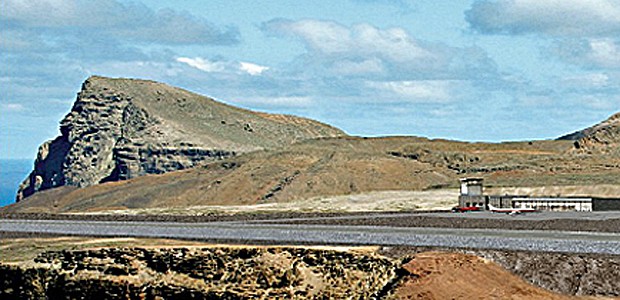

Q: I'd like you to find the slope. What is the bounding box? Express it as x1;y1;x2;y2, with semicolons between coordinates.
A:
7;135;620;214
559;112;620;153
389;252;601;300
17;76;344;201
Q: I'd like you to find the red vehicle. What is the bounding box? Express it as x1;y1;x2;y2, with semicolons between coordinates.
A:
451;206;481;213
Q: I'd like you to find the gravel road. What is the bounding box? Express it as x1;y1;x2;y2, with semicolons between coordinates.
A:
2;219;620;255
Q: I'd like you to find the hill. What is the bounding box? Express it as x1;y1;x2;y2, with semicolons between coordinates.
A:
9;76;620;213
559;112;620;153
6;134;620;214
16;76;344;201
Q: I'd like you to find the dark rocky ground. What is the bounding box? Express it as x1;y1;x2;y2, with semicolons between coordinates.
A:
1;246;396;299
264;213;620;233
3;210;620;233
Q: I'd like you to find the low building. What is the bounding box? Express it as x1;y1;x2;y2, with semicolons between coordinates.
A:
458;178;620;212
458;178;485;208
512;197;593;212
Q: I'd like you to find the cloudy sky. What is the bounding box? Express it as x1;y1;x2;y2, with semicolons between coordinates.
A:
1;0;619;159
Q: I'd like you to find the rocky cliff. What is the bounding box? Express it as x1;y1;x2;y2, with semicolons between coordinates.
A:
559;112;620;153
3;244;619;299
0;247;397;299
17;76;344;201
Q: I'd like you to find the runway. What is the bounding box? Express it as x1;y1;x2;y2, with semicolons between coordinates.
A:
2;219;620;254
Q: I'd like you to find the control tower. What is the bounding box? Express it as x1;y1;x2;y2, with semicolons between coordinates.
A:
458;178;486;208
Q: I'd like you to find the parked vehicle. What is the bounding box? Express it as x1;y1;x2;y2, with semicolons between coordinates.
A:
451;206;481;213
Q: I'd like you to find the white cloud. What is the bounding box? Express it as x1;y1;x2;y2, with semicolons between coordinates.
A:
263;19;433;63
366;80;456;103
176;57;226;73
1;0;239;45
176;58;270;76
330;58;385;75
467;1;620;70
587;39;620;68
562;73;610;88
576;95;616;110
466;0;620;36
230;96;314;108
239;62;269;76
429;107;459;117
2;103;25;111
553;38;620;69
262;18;495;81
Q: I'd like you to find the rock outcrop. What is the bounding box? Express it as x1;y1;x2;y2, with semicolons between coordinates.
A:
558;112;620;153
0;247;397;299
17;76;344;201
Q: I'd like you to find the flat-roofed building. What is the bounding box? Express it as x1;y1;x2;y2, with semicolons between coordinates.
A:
512;197;593;212
458;178;485;208
457;177;620;212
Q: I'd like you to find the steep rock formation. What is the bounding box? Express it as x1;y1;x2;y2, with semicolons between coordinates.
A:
558;112;620;153
0;247;397;299
17;76;344;201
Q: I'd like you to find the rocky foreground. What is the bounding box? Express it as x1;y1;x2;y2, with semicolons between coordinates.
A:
1;246;397;299
1;241;619;299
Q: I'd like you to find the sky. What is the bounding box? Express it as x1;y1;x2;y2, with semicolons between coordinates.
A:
1;0;619;160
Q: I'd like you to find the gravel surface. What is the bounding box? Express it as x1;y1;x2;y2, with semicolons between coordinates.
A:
0;211;441;223
3;211;620;233
261;212;620;233
2;219;620;255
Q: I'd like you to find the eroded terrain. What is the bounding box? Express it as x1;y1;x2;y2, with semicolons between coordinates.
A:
1;237;619;299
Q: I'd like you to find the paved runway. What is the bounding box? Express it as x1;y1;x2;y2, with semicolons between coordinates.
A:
2;219;620;255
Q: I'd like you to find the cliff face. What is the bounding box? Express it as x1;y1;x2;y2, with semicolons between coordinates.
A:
17;76;344;201
559;112;620;153
0;247;396;299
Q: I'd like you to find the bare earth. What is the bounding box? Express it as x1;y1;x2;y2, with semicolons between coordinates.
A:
67;189;458;215
389;252;616;300
1;237;618;299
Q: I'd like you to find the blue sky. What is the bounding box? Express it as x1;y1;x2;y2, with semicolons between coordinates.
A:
1;0;619;159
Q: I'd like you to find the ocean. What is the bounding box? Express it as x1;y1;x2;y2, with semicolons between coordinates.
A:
0;159;33;207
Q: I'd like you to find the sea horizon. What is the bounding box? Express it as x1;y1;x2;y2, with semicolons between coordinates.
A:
0;159;32;207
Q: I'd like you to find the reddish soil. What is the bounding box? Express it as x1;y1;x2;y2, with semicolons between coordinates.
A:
391;252;613;300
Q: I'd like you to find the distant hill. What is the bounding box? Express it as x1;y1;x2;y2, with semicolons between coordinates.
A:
17;76;344;201
558;112;620;152
7;135;620;214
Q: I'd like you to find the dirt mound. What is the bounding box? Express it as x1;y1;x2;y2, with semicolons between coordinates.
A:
390;252;583;300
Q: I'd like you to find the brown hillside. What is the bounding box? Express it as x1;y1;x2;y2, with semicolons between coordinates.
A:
6;135;620;214
17;76;344;201
389;252;600;300
560;112;620;153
